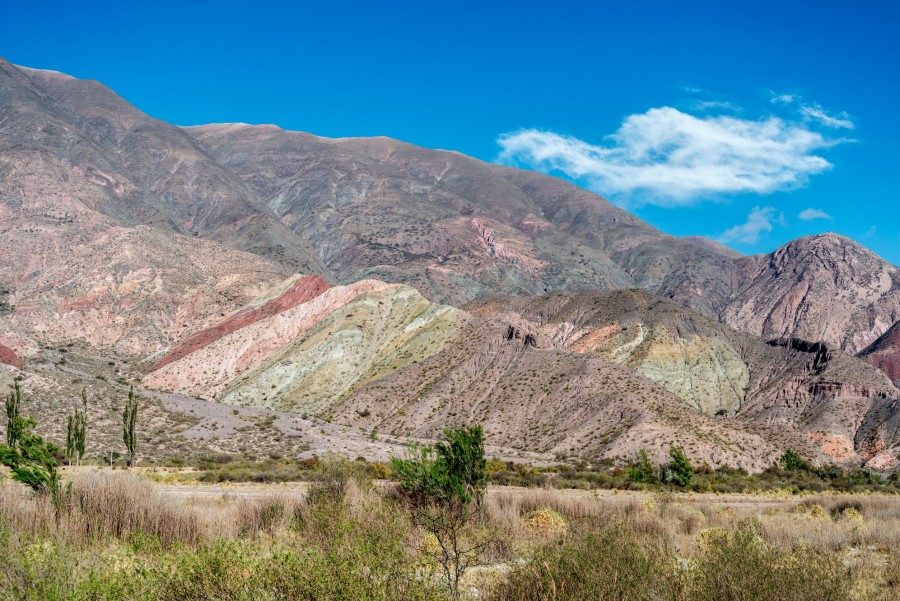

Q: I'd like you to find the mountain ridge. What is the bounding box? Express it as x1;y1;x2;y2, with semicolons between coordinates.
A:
3;57;899;469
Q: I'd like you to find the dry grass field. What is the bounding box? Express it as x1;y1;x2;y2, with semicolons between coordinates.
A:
1;465;898;600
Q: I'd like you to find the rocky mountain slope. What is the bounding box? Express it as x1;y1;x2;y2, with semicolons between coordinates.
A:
0;224;289;359
0;59;326;276
3;57;900;469
469;290;900;468
185;123;744;313
141;278;793;470
4;57;899;359
142;277;898;470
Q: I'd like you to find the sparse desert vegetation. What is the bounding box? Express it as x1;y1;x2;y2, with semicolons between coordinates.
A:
1;465;899;600
0;423;898;600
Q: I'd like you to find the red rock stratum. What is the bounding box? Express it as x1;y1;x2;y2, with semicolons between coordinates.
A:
151;275;331;370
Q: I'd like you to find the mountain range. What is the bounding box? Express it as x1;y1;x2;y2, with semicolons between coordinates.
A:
1;57;898;470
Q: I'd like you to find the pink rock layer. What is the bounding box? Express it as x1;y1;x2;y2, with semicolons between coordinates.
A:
862;323;900;381
151;275;331;371
0;342;24;368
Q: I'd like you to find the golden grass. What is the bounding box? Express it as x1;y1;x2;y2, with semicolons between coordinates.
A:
0;472;898;599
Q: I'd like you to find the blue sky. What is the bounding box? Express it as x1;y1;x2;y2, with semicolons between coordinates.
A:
3;0;898;263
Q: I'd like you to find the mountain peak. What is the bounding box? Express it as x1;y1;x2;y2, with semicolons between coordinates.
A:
13;64;77;80
724;232;900;353
765;232;895;272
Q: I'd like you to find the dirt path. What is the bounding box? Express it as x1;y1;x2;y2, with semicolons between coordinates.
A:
139;475;793;510
154;482;310;500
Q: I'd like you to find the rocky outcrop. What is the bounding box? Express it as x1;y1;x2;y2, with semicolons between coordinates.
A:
468;290;754;416
860;322;900;382
143;279;400;400
0;342;23;368
218;285;461;415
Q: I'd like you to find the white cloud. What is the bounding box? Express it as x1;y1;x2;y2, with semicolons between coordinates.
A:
497;106;847;206
770;93;798;104
717;206;784;244
800;104;854;129
693;100;739;112
798;208;832;220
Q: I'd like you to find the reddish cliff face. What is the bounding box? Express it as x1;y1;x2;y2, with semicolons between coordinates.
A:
151;275;331;370
861;322;900;382
0;342;23;368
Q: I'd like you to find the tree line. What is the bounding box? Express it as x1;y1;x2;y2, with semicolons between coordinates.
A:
0;382;139;504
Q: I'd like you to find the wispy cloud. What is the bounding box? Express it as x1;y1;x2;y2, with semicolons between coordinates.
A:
798;207;833;220
717;206;784;244
770;93;798;105
800;104;854;129
497;105;850;207
768;91;854;129
692;99;739;112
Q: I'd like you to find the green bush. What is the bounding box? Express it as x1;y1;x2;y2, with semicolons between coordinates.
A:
779;449;808;472
0;419;61;503
391;426;488;596
392;426;487;505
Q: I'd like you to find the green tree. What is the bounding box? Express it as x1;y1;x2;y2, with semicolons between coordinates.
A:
0;385;61;504
122;386;138;468
391;426;489;597
393;425;487;505
76;387;87;463
661;445;693;487
66;413;76;464
65;388;88;466
5;381;23;447
779;449;808;472
627;449;656;484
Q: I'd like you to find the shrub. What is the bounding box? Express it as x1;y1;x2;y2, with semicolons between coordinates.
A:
627;449;656;484
0;418;61;504
392;426;487;506
486;518;676;600
779;449;808;472
69;472;202;546
688;520;850;600
661;445;693;487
